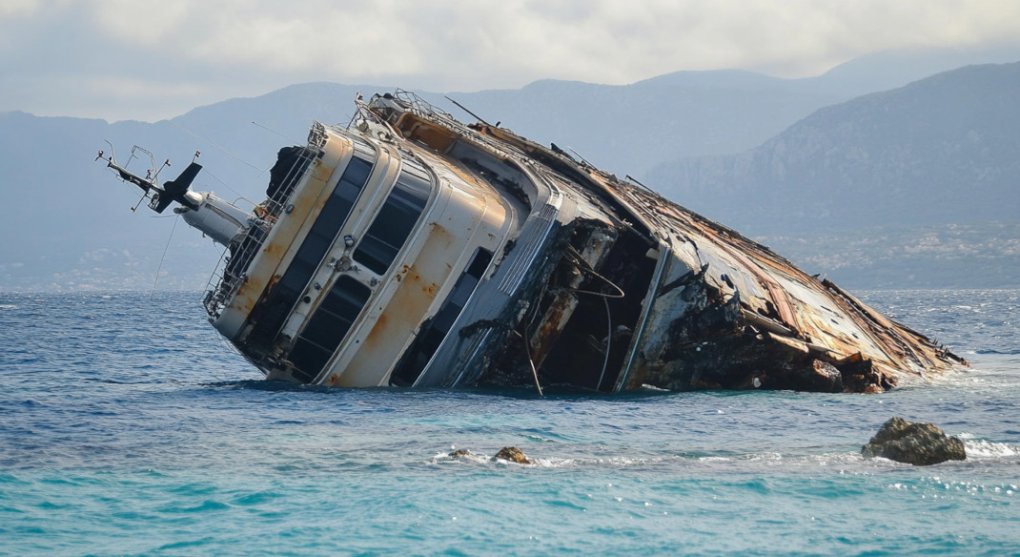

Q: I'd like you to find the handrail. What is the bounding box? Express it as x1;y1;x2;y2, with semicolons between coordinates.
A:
202;138;319;318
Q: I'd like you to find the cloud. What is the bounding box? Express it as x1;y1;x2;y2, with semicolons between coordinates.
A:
3;0;1020;120
0;0;41;18
90;0;192;46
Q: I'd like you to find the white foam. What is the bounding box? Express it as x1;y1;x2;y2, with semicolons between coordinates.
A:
697;456;733;463
430;451;490;465
964;440;1020;459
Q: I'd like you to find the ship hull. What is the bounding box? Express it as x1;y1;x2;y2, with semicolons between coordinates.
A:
188;92;965;393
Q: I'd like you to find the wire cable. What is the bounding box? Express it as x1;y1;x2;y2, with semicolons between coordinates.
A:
518;328;544;397
152;215;178;291
595;297;612;392
563;247;625;391
565;247;626;299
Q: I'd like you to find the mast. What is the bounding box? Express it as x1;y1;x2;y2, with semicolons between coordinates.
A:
96;146;251;247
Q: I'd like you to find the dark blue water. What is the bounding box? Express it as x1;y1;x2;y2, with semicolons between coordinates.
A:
1;290;1017;555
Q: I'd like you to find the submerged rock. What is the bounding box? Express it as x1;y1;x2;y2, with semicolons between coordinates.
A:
448;449;472;458
494;446;532;464
862;417;966;465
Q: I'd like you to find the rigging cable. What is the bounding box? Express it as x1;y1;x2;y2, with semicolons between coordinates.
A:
564;247;626;299
152;214;179;292
564;247;627;391
168;119;266;174
166;119;268;205
518;328;544;397
518;279;550;397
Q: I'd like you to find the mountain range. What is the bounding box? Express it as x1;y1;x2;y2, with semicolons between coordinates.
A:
1;46;1018;291
648;62;1020;231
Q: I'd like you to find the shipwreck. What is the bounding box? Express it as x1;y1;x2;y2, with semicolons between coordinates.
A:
98;91;965;394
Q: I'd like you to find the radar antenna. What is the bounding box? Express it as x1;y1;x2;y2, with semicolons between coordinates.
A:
96;142;203;214
444;96;495;127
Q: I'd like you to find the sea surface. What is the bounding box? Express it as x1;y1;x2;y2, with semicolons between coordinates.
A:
0;289;1017;556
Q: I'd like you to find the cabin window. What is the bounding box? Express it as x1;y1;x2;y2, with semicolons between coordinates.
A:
389;248;493;386
288;276;371;382
245;157;373;347
352;172;431;274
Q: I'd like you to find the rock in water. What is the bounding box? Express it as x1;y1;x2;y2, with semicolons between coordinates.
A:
494;447;532;464
862;417;966;465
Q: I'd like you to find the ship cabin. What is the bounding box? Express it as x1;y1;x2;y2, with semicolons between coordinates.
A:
203;92;665;393
206;121;513;387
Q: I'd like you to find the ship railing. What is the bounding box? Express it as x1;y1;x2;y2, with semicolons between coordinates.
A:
203;218;271;318
202;133;320;318
392;90;462;128
387;90;528;158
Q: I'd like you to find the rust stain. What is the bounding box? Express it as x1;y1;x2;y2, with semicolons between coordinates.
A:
429;223;454;250
396;114;457;151
530;297;572;365
229;162;335;326
362;263;440;354
262;241;285;258
362;312;389;351
311;159;332;182
236;274;281;314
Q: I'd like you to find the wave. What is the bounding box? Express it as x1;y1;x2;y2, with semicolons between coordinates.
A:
963;439;1020;458
428;449;872;470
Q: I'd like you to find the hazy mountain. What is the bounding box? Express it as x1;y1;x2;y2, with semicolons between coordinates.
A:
647;62;1020;231
449;71;842;175
813;43;1020;96
2;48;1018;291
645;62;1020;287
452;44;1020;176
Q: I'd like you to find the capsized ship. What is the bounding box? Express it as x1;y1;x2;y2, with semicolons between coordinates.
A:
99;91;965;393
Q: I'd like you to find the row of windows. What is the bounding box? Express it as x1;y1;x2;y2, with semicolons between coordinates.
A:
245;157;373;349
286;157;433;381
352;172;431;274
389;248;493;386
289;276;371;381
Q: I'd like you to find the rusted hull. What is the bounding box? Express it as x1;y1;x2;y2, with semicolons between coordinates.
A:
606;185;966;393
407;107;966;393
107;91;965;393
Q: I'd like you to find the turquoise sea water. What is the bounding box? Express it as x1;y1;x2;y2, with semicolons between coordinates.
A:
1;290;1017;555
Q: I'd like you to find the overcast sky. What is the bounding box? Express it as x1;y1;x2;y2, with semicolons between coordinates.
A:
2;0;1019;122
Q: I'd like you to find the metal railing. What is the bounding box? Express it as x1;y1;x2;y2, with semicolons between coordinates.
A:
380;91;529;159
202;134;321;318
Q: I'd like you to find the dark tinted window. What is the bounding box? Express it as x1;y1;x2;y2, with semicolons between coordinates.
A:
245;157;373;349
288;276;371;382
390;248;493;386
353;173;430;274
